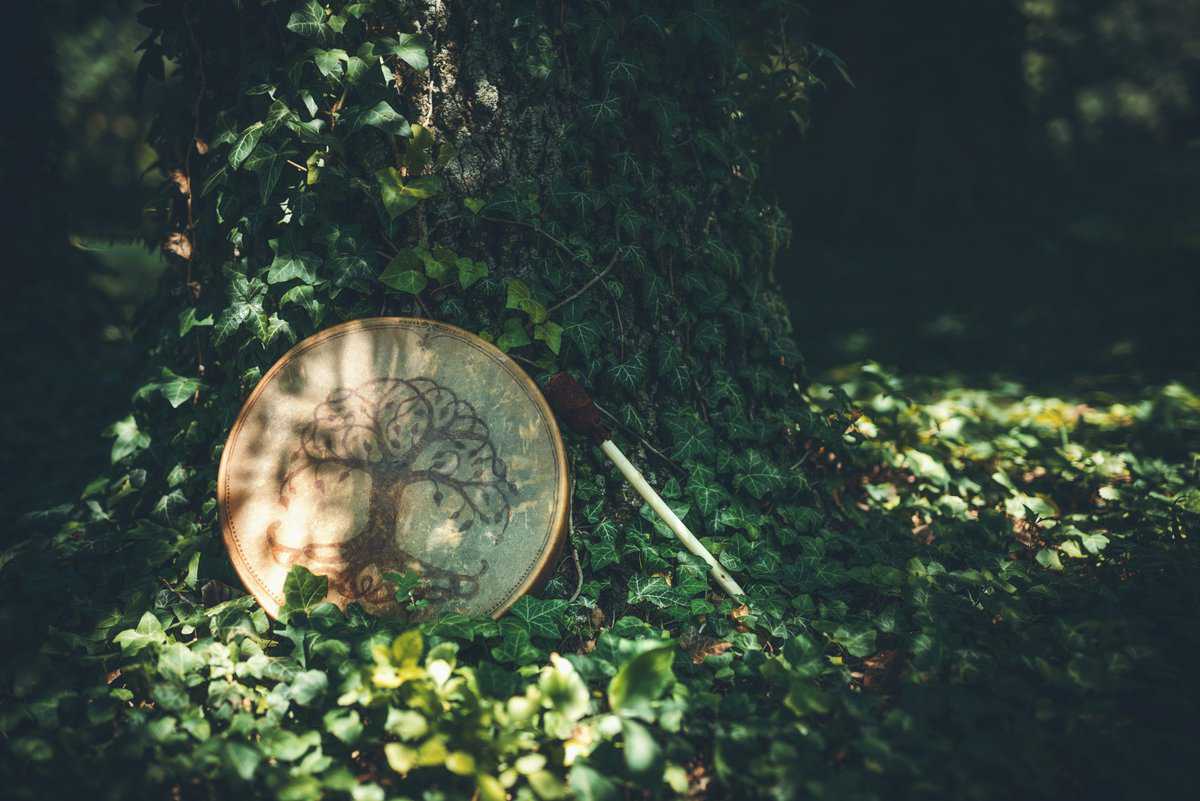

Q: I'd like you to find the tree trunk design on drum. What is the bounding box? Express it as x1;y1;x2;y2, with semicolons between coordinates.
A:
266;377;516;610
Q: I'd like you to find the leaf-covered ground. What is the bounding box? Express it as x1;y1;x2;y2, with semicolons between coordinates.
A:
4;363;1198;800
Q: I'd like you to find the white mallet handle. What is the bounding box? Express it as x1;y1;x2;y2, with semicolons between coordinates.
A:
599;439;745;598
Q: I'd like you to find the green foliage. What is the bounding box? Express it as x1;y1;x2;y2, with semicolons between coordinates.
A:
4;2;1200;801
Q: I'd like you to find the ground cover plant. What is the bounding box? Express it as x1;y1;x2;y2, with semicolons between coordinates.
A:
3;1;1199;799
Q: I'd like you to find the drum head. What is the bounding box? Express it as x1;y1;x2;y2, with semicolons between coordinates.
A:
218;318;568;619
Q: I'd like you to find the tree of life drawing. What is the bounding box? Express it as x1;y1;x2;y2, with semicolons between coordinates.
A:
266;377;518;612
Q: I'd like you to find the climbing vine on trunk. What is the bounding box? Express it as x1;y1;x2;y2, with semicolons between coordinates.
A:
3;1;847;799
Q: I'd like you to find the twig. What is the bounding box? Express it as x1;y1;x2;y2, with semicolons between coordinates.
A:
159;577;198;609
413;293;431;317
182;6;205;279
428;214;460;233
325;86;349;128
610;289;625;359
547;250;620;313
568;546;583;602
566;462;583;602
480;214;579;265
182;3;207;398
507;352;540;369
593;401;685;475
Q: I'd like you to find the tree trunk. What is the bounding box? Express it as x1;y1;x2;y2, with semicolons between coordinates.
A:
142;0;816;616
1;1;832;797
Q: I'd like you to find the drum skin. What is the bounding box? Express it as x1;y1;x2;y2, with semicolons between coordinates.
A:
217;318;568;619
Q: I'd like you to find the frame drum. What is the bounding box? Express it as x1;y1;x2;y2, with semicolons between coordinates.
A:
218;318;568;619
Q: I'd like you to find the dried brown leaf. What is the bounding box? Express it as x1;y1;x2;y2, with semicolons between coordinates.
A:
168;169;190;195
162;232;192;260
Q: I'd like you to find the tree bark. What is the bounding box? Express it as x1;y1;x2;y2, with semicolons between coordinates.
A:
139;0;812;611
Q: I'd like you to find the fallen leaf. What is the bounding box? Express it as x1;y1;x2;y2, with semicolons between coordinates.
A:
163;232;192;260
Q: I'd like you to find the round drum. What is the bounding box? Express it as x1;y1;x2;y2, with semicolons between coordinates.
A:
218;318;568;619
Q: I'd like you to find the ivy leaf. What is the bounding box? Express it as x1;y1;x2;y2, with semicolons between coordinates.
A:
261;729;320;762
210;111;238;148
376;169;439;218
1036;548;1064;571
266;239;322;284
569;765;619;801
157;369;201;408
178;307;213;336
508;596;566;640
224;742;261;781
490;627;541;665
379;248;433;289
213;270;266;344
657;341;690;395
199;164;229;198
621;719;663;779
299;90;318;119
496;318;531;352
380;33;430;71
290;669;328;706
385;708;428;740
506;279;548;323
350;102;411;136
692;318;725;353
379;263;428;295
288;117;327;144
642;272;670;321
312;48;349;78
534;321;563;354
286;0;327;40
832;625;877;658
421;246;452;281
159;642;204;683
104;414;150;463
1078;531;1110;554
282;566;328;618
662;413;715;462
258;314;295;346
113;611;165;655
639;499;690;541
607;351;647;393
626;575;673;609
323;708;363;745
561;302;602;359
384;250;427;278
589;520;621;570
687;464;726;521
135;367;201;408
265;99;295;130
228;122;264;169
1060;539;1085;558
258;157;284;203
733;449;786;499
280;285;325;326
710;368;745;412
457;257;489;289
608;642;675;717
904;449;951;488
386;570;423;605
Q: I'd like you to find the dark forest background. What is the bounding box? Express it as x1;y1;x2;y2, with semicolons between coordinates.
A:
4;0;1198;520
